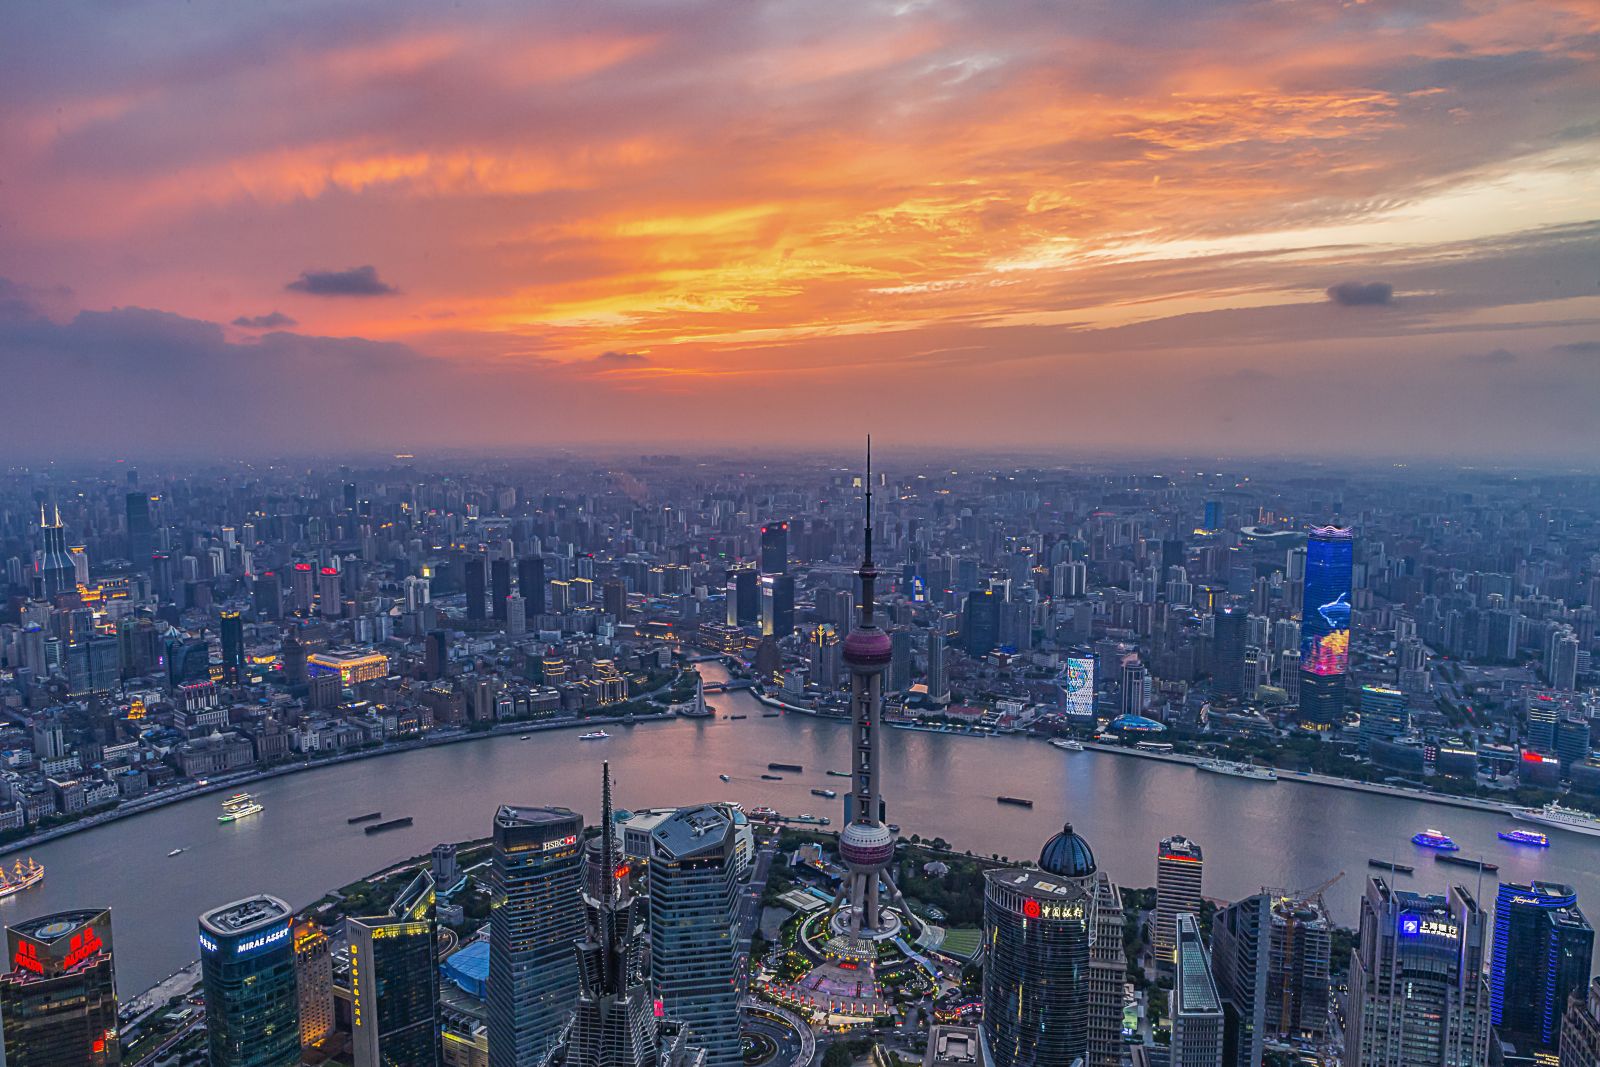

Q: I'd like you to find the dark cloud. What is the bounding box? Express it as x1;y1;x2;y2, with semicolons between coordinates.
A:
231;311;297;329
1554;341;1600;356
591;351;649;367
1326;282;1394;307
0;294;657;458
285;265;397;297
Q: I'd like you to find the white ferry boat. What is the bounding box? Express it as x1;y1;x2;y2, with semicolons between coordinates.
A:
1050;738;1085;752
0;859;44;899
578;730;610;741
1196;758;1278;782
1513;802;1600;838
218;793;264;823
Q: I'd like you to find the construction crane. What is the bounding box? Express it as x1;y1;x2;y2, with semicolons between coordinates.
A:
1289;870;1345;905
1262;870;1345;906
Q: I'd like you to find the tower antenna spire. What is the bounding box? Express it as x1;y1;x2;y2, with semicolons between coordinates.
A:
859;436;877;629
864;434;873;564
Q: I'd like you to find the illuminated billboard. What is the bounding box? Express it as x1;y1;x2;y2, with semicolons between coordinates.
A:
1299;526;1353;726
1061;656;1095;716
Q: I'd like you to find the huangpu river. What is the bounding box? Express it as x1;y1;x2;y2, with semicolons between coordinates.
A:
20;662;1600;994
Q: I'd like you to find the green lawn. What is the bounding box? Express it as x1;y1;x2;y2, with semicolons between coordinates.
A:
940;928;983;961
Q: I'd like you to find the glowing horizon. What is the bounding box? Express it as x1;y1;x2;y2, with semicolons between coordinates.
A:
1;1;1597;460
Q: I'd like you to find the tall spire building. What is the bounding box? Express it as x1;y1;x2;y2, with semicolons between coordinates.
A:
832;439;918;943
34;504;77;599
567;763;667;1067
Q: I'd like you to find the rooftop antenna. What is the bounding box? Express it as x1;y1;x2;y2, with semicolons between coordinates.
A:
599;759;619;990
600;760;616;902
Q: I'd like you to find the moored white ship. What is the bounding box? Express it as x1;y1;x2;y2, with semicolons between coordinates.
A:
1513;802;1600;838
218;793;263;823
1196;758;1278;781
0;858;44;898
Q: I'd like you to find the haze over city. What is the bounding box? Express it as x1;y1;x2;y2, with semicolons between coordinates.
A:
2;0;1597;461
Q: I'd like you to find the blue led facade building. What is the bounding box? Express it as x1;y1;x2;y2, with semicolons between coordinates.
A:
1298;526;1353;728
199;895;301;1067
1491;881;1593;1055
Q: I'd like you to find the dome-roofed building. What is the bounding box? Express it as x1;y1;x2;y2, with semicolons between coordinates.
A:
1039;823;1097;879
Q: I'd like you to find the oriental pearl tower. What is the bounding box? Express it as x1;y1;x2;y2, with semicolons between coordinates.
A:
832;439;919;943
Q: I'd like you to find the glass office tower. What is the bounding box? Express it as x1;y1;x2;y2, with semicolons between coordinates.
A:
487;805;584;1067
199;895;301;1067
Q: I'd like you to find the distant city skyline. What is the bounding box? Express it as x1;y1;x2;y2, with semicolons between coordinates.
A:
1;2;1597;460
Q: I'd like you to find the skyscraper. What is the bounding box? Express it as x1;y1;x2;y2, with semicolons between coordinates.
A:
889;629;912;692
518;556;547;617
199;895;301;1067
567;763;656;1067
349;871;440;1067
1347;878;1489;1067
126;492;154;562
1120;656;1150;718
1563;978;1600;1066
1490;881;1593;1055
488;805;583;1067
1;908;119;1066
293;920;334;1051
1156;836;1204;966
465;557;487;623
491;559;512;622
1358;684;1408;752
726;569;759;627
424;629;449;680
1212;894;1271;1067
759;522;788;575
1298;526;1353;728
982;824;1100;1067
759;573;794;638
603;579;627;622
963;589;1000;657
34;505;77;599
925;625;950;704
1172;914;1225;1067
1265;894;1331;1042
1087;871;1127;1067
220;610;244;685
648;805;742;1067
1212;604;1248;702
255;570;282;620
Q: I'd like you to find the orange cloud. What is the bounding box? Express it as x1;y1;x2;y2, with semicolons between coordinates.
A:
0;0;1594;455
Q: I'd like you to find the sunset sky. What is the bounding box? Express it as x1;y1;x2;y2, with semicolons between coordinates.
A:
2;0;1597;461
